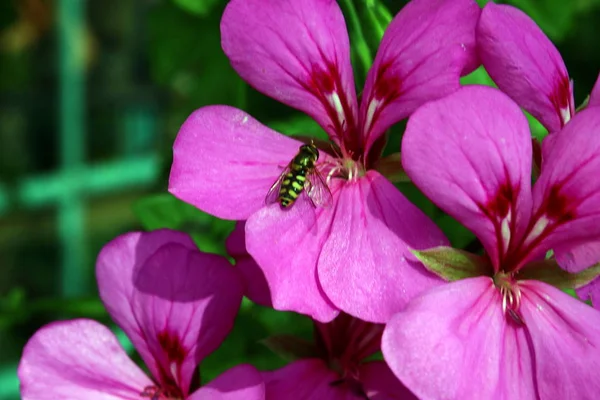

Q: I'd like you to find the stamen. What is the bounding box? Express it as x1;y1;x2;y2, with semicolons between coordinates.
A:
494;272;525;326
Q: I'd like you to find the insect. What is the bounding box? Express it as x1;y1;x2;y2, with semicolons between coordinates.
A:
265;142;333;209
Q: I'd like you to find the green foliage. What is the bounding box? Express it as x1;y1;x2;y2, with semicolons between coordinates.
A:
413;247;494;281
506;0;600;41
171;0;222;16
201;300;314;381
133;193;235;255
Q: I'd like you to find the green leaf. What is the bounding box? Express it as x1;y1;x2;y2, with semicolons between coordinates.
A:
413;246;493;281
506;0;581;41
133;193;234;255
171;0;221;16
261;335;320;362
460;66;497;87
268;115;329;141
519;260;600;290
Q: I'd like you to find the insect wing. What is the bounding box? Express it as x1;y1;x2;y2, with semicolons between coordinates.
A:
265;163;292;206
306;168;333;208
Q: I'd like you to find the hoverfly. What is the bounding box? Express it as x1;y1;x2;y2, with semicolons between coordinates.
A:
265;142;333;209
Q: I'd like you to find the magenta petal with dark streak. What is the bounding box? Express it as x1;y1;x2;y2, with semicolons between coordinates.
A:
360;0;480;153
382;278;537;400
263;359;351;400
532;107;600;253
169;106;303;220
318;171;447;323
132;244;243;395
97;230;244;396
18;319;153;400
402;86;533;270
590;73;600;107
226;221;273;307
96;229;196;380
477;3;573;132
360;361;417;400
221;0;358;144
190;364;265;400
246;197;339;322
519;281;600;399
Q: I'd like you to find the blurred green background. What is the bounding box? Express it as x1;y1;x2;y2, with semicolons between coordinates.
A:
0;0;598;398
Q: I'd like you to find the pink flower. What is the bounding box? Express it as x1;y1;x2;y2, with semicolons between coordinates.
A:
477;2;600;132
477;2;600;304
264;313;416;400
18;229;264;400
169;0;480;323
226;224;414;398
381;86;600;399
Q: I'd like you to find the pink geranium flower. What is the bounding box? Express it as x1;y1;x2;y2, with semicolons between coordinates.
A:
477;2;600;132
18;229;264;400
477;2;600;303
226;225;414;399
169;0;480;323
381;86;600;399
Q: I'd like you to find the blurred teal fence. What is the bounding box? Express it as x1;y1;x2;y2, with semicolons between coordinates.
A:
0;1;160;398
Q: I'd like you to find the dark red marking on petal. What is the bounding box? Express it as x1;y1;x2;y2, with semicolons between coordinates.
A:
532;138;542;179
158;330;187;365
372;60;403;103
543;184;575;222
310;64;336;94
484;182;515;219
476;181;520;269
153;330;187;397
303;59;361;157
141;386;164;400
549;73;573;127
505;183;575;272
362;59;403;155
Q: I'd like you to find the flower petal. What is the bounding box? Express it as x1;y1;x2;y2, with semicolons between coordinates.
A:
477;3;573;132
262;359;348;399
245;196;339;322
18;319;152;400
532;107;600;253
189;365;265;400
226;221;273;307
402;86;533;271
97;230;244;396
519;280;600;399
360;361;417;400
382;277;538;400
96;229;196;377
556;242;600;307
360;0;480;154
132;243;243;395
318;171;447;323
590;73;600;108
221;0;358;145
169;106;303;220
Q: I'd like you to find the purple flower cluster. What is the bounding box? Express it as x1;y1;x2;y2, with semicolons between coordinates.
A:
18;1;600;399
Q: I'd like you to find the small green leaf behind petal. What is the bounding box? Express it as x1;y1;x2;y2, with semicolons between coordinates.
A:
519;260;600;290
412;246;493;282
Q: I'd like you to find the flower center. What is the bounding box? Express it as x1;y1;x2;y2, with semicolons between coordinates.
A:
323;156;366;183
493;271;524;326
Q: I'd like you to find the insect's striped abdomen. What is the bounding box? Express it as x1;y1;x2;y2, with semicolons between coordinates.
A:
278;168;307;208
